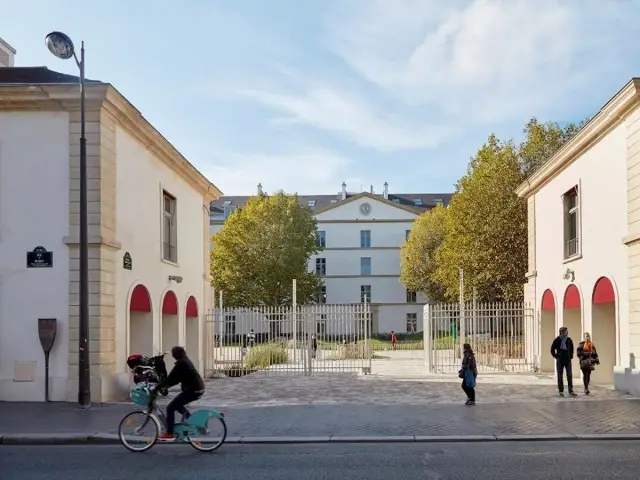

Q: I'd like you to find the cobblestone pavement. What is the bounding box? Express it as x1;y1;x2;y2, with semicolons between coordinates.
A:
160;373;634;408
2;397;640;437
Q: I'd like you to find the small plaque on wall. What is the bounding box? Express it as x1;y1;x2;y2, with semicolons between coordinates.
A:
123;252;132;270
27;246;53;268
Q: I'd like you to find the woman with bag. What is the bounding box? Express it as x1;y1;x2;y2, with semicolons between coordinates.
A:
459;343;478;406
577;332;600;395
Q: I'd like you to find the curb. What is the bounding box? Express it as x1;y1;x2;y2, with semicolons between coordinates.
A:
2;432;640;445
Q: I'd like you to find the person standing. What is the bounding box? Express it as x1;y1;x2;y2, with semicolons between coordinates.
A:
246;329;256;349
551;327;577;397
577;332;600;395
390;331;397;351
460;343;478;406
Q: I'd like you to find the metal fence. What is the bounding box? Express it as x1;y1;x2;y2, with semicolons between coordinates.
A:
426;301;535;374
204;303;373;377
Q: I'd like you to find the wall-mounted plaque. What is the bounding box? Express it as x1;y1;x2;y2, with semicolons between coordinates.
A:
123;252;132;270
27;246;53;268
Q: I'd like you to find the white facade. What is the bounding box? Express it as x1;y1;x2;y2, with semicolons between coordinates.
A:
313;194;427;334
518;78;640;393
0;77;220;402
210;193;432;334
112;126;218;394
0;111;72;401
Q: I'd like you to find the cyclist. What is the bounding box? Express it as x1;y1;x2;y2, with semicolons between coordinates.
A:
150;345;205;441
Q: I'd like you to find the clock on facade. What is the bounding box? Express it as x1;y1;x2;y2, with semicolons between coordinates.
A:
359;202;371;216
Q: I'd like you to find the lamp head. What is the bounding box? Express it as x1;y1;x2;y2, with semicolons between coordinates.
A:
45;31;75;60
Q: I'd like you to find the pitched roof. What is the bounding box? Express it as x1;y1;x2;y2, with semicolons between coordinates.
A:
0;66;101;85
210;191;452;220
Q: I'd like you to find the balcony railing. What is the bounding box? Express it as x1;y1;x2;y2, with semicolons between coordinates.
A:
564;237;579;259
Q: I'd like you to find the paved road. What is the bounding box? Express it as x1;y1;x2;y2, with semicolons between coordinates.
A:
2;399;640;437
2;442;639;479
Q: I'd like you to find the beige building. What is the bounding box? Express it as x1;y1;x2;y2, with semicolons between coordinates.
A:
0;62;220;402
517;78;640;394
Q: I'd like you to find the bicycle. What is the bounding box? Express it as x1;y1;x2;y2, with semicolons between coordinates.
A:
118;381;227;453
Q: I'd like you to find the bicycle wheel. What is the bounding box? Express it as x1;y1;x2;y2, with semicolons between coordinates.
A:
189;416;227;452
118;411;160;452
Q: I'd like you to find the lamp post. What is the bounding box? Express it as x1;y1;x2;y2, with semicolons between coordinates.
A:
45;31;90;408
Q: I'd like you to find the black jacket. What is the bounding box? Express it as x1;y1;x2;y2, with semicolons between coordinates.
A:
156;356;205;393
551;336;574;362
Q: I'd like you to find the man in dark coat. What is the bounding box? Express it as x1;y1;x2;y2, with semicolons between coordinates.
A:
550;327;577;397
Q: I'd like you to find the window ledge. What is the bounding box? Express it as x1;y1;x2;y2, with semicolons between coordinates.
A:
161;258;179;268
563;253;582;265
623;232;640;246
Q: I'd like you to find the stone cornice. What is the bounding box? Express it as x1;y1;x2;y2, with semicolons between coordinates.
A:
0;83;222;203
516;78;640;198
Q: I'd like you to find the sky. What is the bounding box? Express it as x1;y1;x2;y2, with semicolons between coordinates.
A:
3;0;640;196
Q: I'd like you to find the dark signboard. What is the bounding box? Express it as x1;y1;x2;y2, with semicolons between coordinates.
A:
27;246;53;268
123;252;132;270
37;318;57;403
38;318;57;354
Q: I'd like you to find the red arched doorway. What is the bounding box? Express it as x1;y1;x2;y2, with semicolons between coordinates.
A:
161;291;179;362
592;277;617;385
563;284;582;379
540;289;556;373
129;284;153;356
185;296;200;370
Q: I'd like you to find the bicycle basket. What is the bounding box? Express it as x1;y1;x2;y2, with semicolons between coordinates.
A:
130;382;151;406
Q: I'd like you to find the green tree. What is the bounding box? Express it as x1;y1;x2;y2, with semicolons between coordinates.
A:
434;135;527;302
432;115;590;302
400;205;448;303
519;117;590;176
210;191;322;307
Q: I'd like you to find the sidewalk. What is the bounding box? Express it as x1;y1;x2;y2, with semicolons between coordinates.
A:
2;394;640;442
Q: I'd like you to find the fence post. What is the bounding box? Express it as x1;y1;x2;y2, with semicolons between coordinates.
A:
423;304;431;371
292;279;297;362
458;269;465;358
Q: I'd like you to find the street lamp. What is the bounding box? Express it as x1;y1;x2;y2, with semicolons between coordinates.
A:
45;31;90;408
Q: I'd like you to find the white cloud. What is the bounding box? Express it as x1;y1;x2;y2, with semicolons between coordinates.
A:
231;82;453;150
216;0;640;156
199;147;353;196
325;0;640;122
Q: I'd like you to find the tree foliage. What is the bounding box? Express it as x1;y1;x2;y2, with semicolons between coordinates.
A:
210;191;322;307
434;136;526;302
431;117;589;302
519;117;590;177
400;205;448;303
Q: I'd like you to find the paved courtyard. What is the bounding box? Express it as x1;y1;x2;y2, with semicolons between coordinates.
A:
158;373;632;408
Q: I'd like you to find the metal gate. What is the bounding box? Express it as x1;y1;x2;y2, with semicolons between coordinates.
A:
204;303;372;377
426;301;535;374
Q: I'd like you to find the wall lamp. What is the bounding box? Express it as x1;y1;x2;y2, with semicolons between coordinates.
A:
562;268;575;282
168;275;183;283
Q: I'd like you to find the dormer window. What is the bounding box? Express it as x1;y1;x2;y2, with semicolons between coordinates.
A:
435;198;444;206
308;200;316;207
413;198;423;206
222;200;231;207
393;199;400;203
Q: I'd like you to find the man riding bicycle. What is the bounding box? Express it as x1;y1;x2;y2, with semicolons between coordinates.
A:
150;346;205;441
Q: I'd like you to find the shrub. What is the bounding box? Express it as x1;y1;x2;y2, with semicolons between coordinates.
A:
243;343;289;369
329;344;373;360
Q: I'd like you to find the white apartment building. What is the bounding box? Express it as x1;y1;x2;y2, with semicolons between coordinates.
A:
210;183;452;334
517;78;640;394
0;44;221;402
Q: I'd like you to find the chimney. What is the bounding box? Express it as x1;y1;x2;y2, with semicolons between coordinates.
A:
341;182;347;200
370;185;374;194
0;38;16;68
383;182;388;200
257;183;263;195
